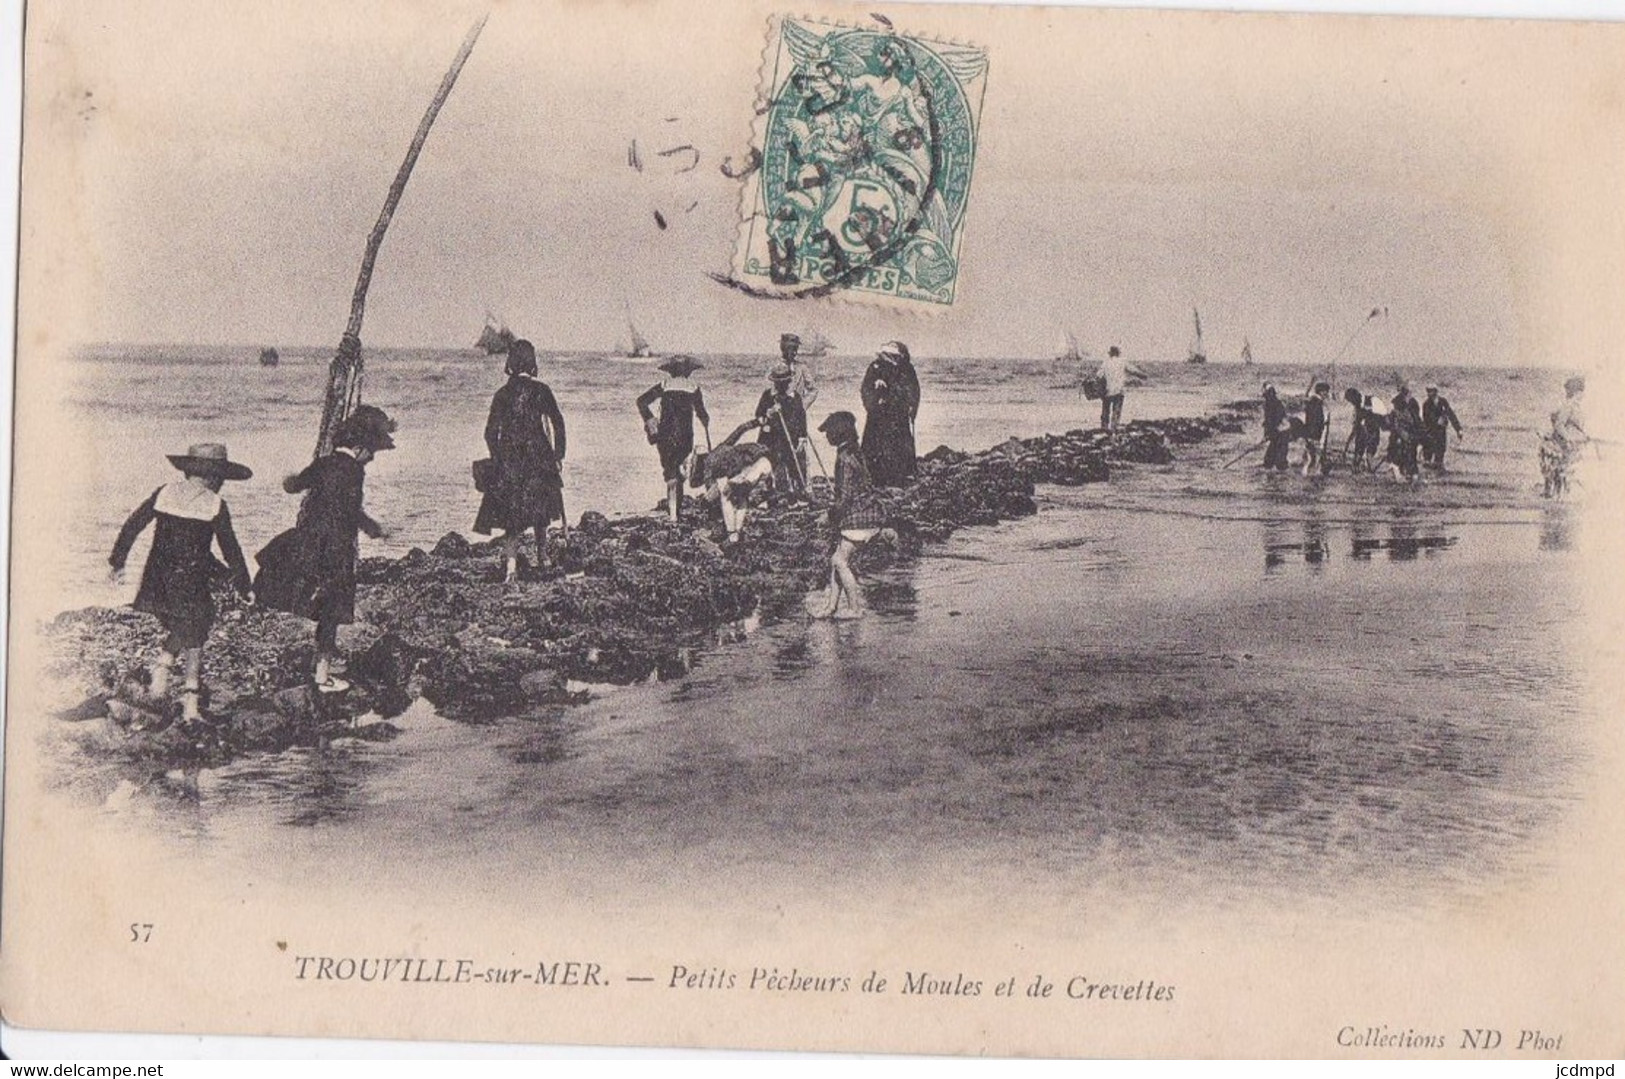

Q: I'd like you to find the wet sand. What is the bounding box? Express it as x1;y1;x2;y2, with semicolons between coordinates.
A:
84;491;1591;919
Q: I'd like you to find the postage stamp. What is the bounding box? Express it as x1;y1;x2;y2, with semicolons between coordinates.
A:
729;16;989;308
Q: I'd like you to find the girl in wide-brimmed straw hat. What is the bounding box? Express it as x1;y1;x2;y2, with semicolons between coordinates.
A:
109;443;255;722
635;355;711;521
254;404;396;691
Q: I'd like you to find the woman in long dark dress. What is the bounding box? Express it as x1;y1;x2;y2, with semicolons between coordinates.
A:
859;341;920;486
109;443;253;722
254;404;396;692
636;355;710;521
473;339;567;583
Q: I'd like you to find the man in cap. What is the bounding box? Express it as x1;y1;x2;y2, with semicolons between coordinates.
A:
779;332;819;407
755;361;809;497
1097;346;1125;431
1420;384;1464;470
110;443;254;722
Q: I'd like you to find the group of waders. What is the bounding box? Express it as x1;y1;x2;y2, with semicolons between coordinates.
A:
1244;380;1466;481
108;333;925;721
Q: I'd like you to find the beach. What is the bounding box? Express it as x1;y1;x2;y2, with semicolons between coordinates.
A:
36;347;1608;915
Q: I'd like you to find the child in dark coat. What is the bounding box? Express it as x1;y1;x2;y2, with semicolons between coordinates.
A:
473;339;567;582
109;443;254;722
254;405;396;691
636;355;710;522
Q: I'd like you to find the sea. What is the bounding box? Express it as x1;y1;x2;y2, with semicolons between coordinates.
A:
38;344;1619;913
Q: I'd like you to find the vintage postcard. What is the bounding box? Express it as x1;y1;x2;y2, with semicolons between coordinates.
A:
4;0;1625;1059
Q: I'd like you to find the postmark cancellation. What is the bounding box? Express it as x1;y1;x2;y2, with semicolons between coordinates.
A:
730;16;988;308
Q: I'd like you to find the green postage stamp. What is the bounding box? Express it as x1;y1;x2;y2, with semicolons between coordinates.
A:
730;17;989;308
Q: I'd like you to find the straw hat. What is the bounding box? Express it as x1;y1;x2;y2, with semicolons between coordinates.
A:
659;355;704;377
167;443;252;481
769;362;794;382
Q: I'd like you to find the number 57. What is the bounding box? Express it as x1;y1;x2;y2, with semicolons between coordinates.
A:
129;923;153;943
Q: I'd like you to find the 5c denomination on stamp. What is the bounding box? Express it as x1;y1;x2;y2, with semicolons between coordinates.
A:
728;16;988;308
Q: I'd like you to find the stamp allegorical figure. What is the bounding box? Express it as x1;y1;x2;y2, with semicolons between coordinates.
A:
732;17;988;308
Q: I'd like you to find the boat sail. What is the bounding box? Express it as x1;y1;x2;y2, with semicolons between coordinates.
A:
800;328;833;360
1186;308;1207;365
475;313;515;355
1240;337;1254;365
1055;330;1082;364
617;315;653;359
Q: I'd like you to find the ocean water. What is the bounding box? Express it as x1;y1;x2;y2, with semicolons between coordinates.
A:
62;343;1579;607
44;345;1610;907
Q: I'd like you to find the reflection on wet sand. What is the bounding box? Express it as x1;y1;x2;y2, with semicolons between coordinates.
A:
1265;517;1458;572
1539;505;1576;552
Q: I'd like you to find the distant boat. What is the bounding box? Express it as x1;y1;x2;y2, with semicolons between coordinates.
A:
475;313;515;355
1240;337;1254;365
258;347;279;367
801;328;833;360
618;318;653;359
1055;330;1082;365
1186;308;1207;365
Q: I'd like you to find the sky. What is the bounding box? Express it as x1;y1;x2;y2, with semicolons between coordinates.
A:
18;0;1625;366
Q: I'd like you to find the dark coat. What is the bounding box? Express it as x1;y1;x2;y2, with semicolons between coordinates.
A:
755;388;807;461
474;375;566;534
1423;394;1462;435
755;387;808;490
637;377;710;481
1262;393;1288;435
1302;396;1327;442
860;357;919;486
253;451;378;626
110;481;251;648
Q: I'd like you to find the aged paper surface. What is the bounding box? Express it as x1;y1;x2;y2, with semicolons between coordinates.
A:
5;0;1625;1058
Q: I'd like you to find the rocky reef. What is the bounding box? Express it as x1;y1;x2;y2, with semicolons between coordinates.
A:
43;412;1247;770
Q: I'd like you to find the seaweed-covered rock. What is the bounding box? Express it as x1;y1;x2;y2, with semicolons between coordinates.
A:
45;412;1242;767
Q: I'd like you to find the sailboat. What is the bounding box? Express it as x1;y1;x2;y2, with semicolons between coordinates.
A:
1185;308;1207;365
618;317;653;359
475;313;515;355
1240;338;1254;365
258;347;280;367
1055;330;1082;364
800;328;833;360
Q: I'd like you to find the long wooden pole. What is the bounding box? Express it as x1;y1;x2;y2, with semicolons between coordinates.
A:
315;14;490;457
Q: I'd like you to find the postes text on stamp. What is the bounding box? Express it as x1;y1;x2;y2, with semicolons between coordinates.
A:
729;17;988;308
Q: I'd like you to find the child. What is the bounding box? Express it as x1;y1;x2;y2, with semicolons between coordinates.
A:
690;418;774;543
808;411;885;620
109;443;254;723
635;355;710;522
1301;382;1331;475
473;339;567;583
254;405;396;691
